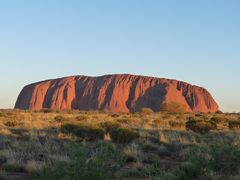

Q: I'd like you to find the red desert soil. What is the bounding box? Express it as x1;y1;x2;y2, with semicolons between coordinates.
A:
15;74;219;113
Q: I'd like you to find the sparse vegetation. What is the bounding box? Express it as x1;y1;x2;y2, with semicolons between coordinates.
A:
36;142;124;180
0;109;239;179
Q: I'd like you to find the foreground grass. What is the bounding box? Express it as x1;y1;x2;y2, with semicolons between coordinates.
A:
0;109;239;179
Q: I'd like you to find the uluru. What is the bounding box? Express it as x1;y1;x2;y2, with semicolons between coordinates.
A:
15;74;219;113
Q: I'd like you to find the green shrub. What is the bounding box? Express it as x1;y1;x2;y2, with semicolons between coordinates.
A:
174;144;240;179
37;142;123;180
61;123;105;141
110;128;140;143
141;108;154;114
100;121;121;133
229;121;240;130
54;115;67;122
4;120;18;127
160;102;186;114
186;119;216;134
209;144;240;175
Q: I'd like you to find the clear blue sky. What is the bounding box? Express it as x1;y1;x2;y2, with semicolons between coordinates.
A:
0;0;239;112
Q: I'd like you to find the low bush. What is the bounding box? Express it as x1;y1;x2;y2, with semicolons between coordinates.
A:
75;115;88;121
117;118;132;124
4;120;18;127
153;119;162;124
211;116;226;123
186;119;217;134
110;114;120;118
229;121;240;130
61;123;105;141
168;121;185;129
110;128;140;143
100;121;121;133
54;115;67;122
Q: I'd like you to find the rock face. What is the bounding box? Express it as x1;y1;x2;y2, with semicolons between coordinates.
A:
15;74;219;113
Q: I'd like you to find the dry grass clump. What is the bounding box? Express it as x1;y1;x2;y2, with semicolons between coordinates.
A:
123;143;142;163
168;120;185;129
109;113;120;118
150;119;168;130
4;120;19;127
117;118;133;124
159;130;200;144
